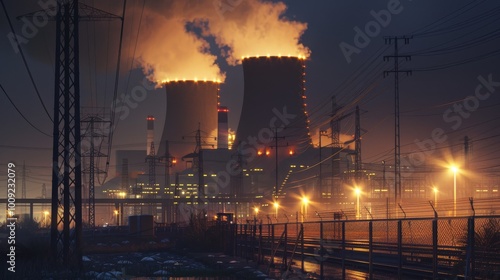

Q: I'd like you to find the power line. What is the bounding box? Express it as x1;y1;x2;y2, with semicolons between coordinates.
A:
0;0;53;123
0;84;51;137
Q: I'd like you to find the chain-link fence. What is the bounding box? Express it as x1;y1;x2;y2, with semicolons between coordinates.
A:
232;215;500;279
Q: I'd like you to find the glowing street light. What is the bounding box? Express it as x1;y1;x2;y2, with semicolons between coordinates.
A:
43;211;50;228
301;196;309;222
354;187;361;219
114;209;119;226
273;201;279;219
450;166;459;217
433;187;438;208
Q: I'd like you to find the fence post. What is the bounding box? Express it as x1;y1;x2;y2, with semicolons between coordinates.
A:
271;224;275;266
259;223;263;264
283;223;288;269
433;218;438;280
244;224;248;259
268;222;271;264
369;221;373;280
301;223;304;272
398;219;402;279
342;221;346;280
466;216;475;279
320;221;324;280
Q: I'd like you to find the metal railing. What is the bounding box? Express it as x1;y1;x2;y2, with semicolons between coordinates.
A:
231;215;500;279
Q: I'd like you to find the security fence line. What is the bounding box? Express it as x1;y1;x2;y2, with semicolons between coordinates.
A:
221;215;500;279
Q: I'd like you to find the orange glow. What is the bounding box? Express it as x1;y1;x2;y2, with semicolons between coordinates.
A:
146;116;155;121
257;150;263;156
129;5;226;86
162;79;222;85
265;150;271;156
130;0;308;84
289;149;294;156
172;158;177;165
301;196;309;205
241;55;307;61
217;107;229;112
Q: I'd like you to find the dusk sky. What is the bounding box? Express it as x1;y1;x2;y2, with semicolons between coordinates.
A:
1;0;499;196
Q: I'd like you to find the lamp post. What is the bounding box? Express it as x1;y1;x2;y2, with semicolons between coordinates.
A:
301;196;309;222
254;206;259;222
450;166;458;216
433;187;438;208
43;211;50;228
114;209;119;226
355;187;361;219
273;201;279;220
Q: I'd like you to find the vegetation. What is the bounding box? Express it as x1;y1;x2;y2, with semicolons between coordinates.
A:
176;210;227;252
457;216;500;279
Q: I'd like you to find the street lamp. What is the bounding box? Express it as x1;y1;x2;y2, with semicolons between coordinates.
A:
450;166;459;216
273;201;279;220
114;209;119;226
43;211;49;228
433;187;438;208
354;187;361;219
301;196;309;222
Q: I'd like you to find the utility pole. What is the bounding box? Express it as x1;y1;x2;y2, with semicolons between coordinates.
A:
161;140;176;223
354;106;362;181
331;96;341;149
382;160;386;199
319;130;328;199
50;0;83;267
161;140;176;198
146;141;162;216
81;112;109;228
383;35;412;204
20;0;122;267
182;124;215;202
42;183;46;199
464;136;471;197
269;126;288;199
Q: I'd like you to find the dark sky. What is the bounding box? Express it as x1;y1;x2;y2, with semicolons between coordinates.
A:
1;0;499;196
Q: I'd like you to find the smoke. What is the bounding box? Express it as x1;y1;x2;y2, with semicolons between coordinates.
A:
129;0;310;82
4;0;309;84
130;5;224;84
200;0;311;65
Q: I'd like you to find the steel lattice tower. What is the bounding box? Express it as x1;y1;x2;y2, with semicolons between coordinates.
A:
384;36;412;204
81;113;109;228
18;0;122;268
51;0;82;267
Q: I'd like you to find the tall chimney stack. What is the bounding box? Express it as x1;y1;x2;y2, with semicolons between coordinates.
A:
147;115;155;155
217;106;229;149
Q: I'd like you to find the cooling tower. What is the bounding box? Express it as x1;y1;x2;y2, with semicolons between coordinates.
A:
235;56;311;155
158;81;219;168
